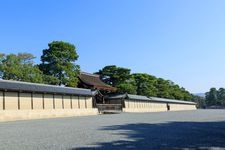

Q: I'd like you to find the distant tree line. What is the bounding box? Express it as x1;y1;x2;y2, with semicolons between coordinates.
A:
0;40;202;103
205;88;225;106
95;65;194;101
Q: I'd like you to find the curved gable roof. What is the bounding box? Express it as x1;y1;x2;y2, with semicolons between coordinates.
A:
79;72;116;91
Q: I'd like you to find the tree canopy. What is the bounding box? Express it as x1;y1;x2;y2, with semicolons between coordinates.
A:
96;65;194;101
96;65;131;87
0;53;43;83
95;65;137;94
205;87;225;106
132;73;158;97
0;41;200;103
39;41;80;87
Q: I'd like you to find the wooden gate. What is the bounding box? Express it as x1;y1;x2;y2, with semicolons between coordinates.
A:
96;104;123;114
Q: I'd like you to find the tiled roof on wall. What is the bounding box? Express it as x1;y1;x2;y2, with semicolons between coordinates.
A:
0;79;92;96
105;93;196;105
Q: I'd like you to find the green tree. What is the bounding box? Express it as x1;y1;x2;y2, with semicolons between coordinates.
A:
96;65;138;94
154;78;193;100
39;41;79;87
116;77;137;94
180;88;193;101
205;88;218;106
155;78;171;98
96;65;131;87
192;95;206;108
96;65;194;101
0;53;43;83
132;73;158;97
0;53;4;78
217;88;225;105
170;84;184;100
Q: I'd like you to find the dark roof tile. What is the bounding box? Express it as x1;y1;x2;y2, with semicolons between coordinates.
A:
105;93;196;105
0;80;92;96
79;72;116;91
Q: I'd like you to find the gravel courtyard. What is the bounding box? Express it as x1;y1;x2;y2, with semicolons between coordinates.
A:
0;110;225;150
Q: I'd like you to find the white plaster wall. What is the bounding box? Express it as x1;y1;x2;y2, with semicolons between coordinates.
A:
72;96;79;109
63;96;72;109
44;94;54;109
79;96;86;109
33;93;43;110
169;103;196;111
0;91;3;110
5;92;18;110
124;100;167;112
20;93;32;110
0;109;99;122
86;97;93;108
54;95;63;109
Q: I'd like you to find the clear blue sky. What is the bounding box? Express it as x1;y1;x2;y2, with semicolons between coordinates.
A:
1;0;225;93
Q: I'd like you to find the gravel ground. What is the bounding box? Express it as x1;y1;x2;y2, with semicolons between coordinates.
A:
0;109;225;150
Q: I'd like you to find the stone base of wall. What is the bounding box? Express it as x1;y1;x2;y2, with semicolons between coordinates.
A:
123;107;196;113
123;108;168;112
170;108;197;111
0;109;99;122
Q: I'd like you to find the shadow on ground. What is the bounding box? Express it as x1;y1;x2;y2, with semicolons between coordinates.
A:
73;121;225;150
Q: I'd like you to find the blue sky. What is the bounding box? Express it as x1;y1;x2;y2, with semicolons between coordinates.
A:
0;0;225;93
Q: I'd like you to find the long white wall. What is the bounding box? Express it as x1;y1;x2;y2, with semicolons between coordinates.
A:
123;99;196;112
124;100;168;112
169;103;196;111
0;91;98;122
